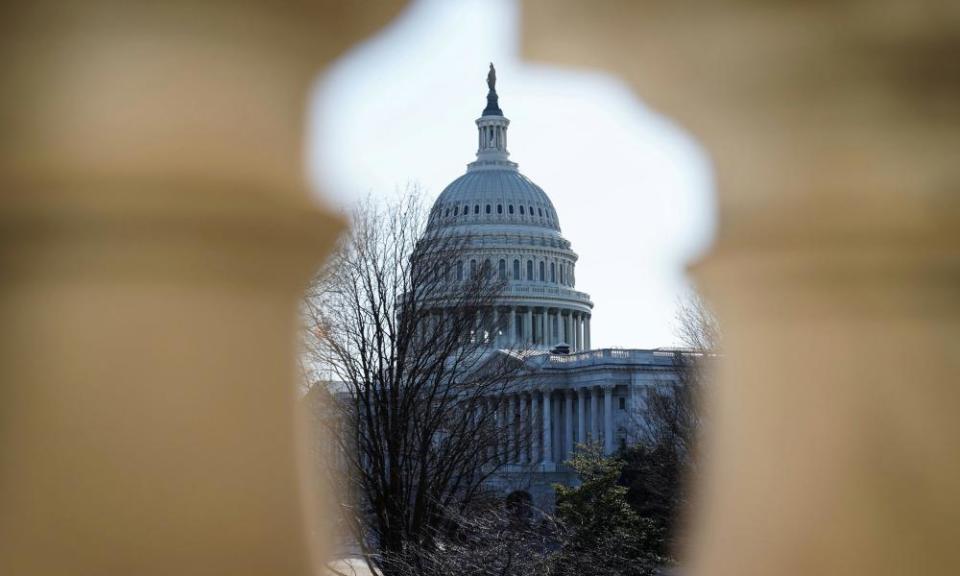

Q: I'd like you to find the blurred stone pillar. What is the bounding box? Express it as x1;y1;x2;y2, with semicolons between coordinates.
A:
0;2;406;575
522;1;960;575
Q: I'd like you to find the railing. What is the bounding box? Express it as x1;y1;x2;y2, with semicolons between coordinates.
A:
545;348;681;366
501;283;593;303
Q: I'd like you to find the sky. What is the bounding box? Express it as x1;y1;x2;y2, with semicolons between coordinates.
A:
308;0;716;348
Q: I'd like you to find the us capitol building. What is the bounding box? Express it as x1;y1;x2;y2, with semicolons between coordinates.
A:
424;66;683;506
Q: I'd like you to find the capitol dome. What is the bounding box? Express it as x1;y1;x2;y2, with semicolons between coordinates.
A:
428;170;561;233
425;64;593;352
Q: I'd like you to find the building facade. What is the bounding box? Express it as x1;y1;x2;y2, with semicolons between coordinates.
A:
425;66;684;508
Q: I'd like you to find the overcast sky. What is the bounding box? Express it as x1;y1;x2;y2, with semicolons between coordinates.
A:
308;0;716;348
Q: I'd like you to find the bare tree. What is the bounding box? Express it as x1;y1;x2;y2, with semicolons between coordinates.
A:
639;292;719;463
621;292;720;557
673;292;721;354
382;495;560;576
302;189;528;576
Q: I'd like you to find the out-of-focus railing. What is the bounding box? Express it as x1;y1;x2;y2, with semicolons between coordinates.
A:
546;348;679;366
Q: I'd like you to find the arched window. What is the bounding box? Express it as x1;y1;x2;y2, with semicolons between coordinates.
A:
559;264;565;285
464;204;469;215
509;205;514;214
519;205;525;215
498;259;506;280
474;204;480;215
457;260;464;281
526;260;534;281
538;208;543;217
454;206;458;216
470;259;477;279
529;206;534;216
513;259;520;279
443;263;450;281
483;258;492;279
486;204;491;214
539;261;545;281
445;208;450;217
497;204;503;214
550;262;556;283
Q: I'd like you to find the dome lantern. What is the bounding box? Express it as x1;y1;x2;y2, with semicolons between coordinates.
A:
471;63;513;171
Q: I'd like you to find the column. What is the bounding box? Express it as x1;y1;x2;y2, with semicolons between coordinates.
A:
530;390;540;463
603;386;615;455
525;308;533;344
539;308;546;346
491;307;499;347
593;387;603;444
508;306;516;347
576;387;587;450
577;312;587;352
585;315;591;350
518;392;528;464
541;389;553;465
546;309;553;345
564;390;575;461
553;393;562;463
572;313;580;351
565;312;572;345
551;310;558;346
578;314;584;351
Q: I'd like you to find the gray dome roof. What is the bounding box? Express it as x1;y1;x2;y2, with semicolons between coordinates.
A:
427;169;561;232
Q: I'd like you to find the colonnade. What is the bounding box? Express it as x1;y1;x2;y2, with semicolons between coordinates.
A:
496;306;592;350
420;305;591;351
487;385;617;468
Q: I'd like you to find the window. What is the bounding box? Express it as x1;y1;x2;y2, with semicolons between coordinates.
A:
498;259;506;281
457;261;464;281
454;206;458;216
443;263;450;281
560;264;565;285
519;206;525;215
445;208;450;217
483;259;492;279
526;260;533;281
486;204;491;214
529;206;534;216
550;262;556;283
497;204;503;214
470;259;477;279
539;261;545;281
508;205;514;214
474;205;480;215
464;204;469;215
619;397;626;410
513;259;520;280
538;208;543;217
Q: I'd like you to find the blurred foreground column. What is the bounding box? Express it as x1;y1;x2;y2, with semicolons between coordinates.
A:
522;2;959;575
0;2;404;575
